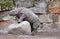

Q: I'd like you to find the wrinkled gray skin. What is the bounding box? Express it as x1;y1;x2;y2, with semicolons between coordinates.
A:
9;7;40;35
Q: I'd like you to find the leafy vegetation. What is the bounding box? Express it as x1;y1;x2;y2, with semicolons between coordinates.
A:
0;0;14;11
32;0;40;7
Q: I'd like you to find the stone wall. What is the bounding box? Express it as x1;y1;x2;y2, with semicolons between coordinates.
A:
15;0;33;7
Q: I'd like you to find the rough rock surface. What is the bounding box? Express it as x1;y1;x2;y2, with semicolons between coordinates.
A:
39;15;53;23
2;15;15;21
6;21;31;35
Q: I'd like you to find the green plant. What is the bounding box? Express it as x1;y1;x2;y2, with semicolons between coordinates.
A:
0;1;6;10
32;0;40;7
6;1;14;9
0;0;14;11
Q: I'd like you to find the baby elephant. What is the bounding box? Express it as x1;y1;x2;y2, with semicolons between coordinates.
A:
9;7;40;36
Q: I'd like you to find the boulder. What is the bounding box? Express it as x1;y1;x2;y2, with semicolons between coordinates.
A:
2;15;15;21
49;14;58;22
40;23;59;32
30;1;47;14
58;15;60;22
42;22;60;30
55;22;60;29
7;21;31;35
39;15;53;23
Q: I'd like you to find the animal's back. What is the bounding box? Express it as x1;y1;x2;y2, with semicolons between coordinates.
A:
21;8;39;23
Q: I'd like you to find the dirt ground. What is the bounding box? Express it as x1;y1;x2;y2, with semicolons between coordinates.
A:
0;34;59;39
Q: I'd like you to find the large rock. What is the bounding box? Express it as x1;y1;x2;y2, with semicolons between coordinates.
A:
40;23;60;32
58;15;60;22
15;0;33;7
55;22;60;29
2;15;15;21
42;22;60;31
49;14;58;22
39;15;53;23
30;1;47;14
6;21;31;35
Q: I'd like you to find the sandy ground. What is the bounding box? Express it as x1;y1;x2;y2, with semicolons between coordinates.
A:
0;34;59;39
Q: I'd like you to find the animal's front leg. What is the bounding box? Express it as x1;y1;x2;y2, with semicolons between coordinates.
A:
15;18;22;23
17;14;26;23
17;19;23;23
15;15;21;23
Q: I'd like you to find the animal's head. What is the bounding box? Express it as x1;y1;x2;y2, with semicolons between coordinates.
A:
9;7;25;16
9;8;19;16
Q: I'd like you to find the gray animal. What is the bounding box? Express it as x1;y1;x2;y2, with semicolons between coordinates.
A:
9;7;40;35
